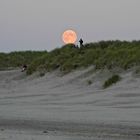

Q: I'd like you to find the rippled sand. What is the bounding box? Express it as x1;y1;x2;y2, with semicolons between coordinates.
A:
0;68;140;140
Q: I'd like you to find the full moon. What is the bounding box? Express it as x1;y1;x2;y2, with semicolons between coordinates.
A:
62;30;77;44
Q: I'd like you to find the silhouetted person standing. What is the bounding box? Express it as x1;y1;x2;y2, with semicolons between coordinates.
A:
79;38;84;48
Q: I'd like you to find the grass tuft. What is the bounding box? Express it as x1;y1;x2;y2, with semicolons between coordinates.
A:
87;80;92;85
103;74;121;88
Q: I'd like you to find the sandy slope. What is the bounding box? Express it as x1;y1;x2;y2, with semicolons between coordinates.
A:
0;68;140;140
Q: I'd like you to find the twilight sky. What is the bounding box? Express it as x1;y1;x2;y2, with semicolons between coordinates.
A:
0;0;140;52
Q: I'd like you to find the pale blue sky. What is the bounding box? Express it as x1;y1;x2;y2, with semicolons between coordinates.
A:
0;0;140;52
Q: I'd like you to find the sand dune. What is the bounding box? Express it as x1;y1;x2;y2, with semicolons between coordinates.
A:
0;68;140;140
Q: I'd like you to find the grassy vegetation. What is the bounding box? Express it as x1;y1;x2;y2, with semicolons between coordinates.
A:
103;74;121;88
27;40;140;74
27;44;80;74
1;40;140;75
87;80;92;85
0;51;47;70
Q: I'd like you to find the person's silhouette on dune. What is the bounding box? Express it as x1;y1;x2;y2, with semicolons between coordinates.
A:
79;38;84;47
21;64;27;72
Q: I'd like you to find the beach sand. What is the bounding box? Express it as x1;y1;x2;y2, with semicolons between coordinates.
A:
0;68;140;139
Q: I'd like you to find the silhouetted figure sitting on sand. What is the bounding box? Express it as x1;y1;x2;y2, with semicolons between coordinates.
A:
21;64;27;72
79;38;84;48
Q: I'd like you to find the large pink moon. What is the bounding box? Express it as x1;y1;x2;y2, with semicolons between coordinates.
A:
62;30;77;44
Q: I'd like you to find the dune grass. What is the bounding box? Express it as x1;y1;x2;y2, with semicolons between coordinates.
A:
0;51;47;70
1;40;140;74
103;74;121;88
87;80;92;85
27;40;140;74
